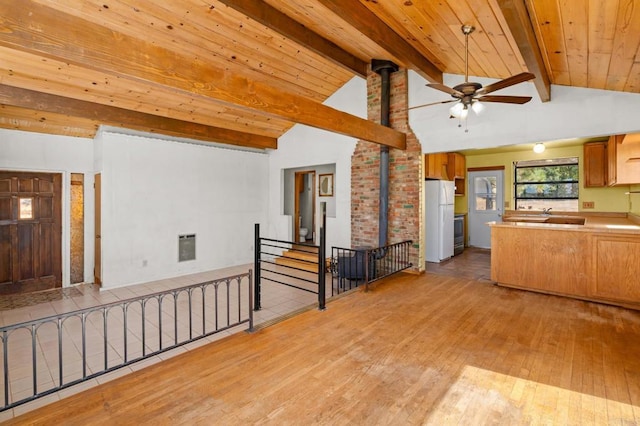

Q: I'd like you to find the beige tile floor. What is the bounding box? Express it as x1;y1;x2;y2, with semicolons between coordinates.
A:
0;263;327;421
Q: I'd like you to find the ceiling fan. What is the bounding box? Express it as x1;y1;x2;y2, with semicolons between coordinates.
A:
411;25;535;119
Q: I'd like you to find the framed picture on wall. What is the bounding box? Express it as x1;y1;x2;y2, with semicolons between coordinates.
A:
319;173;333;197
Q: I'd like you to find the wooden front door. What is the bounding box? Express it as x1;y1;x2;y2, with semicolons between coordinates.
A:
0;171;62;294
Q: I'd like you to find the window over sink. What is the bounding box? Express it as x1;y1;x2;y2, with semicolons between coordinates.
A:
514;157;579;211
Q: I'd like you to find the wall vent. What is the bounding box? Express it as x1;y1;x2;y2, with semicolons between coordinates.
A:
178;234;196;262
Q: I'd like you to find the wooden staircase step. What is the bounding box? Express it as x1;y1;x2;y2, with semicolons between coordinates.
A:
282;250;318;262
291;244;319;254
274;256;318;273
272;245;331;273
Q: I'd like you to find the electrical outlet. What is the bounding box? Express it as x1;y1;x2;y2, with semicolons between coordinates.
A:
582;201;595;209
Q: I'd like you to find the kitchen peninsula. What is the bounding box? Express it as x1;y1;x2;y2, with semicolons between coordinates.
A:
489;212;640;309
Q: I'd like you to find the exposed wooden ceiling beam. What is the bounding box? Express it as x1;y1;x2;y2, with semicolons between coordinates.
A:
313;0;442;84
0;104;98;139
218;0;367;78
497;0;551;102
0;85;278;150
0;0;405;149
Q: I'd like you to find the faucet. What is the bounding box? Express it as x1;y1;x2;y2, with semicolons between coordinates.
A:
542;207;552;215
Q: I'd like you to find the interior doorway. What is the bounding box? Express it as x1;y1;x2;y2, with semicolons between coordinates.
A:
0;171;62;294
70;173;84;284
294;171;316;243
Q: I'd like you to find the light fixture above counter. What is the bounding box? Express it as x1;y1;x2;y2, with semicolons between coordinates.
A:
533;143;545;153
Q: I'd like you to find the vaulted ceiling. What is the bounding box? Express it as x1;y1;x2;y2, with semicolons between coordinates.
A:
0;0;638;150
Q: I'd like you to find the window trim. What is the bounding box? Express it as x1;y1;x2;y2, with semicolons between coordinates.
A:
513;158;579;210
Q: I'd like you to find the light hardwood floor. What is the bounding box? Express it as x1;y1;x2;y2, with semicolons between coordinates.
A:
6;268;640;424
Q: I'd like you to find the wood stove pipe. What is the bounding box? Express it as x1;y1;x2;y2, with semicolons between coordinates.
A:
371;59;399;248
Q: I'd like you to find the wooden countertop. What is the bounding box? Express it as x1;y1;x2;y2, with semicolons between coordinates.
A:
488;214;640;234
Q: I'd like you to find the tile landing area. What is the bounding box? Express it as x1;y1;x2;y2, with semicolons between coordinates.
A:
0;264;320;421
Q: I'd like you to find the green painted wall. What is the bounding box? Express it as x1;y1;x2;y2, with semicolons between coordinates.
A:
454;144;632;214
631;184;640;215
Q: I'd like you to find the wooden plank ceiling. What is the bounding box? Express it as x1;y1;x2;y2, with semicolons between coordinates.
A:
0;0;638;149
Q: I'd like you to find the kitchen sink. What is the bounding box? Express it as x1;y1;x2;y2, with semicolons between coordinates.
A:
503;215;585;225
544;216;585;225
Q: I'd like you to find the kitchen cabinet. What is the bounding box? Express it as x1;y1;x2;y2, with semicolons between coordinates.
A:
608;133;640;186
584;141;607;187
447;153;466;196
592;235;640;302
424;152;466;195
453;179;465;196
491;225;591;297
447;153;466;179
490;215;640;309
424;153;448;179
608;134;620;185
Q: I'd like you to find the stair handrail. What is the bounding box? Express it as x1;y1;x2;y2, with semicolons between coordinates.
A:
254;223;326;310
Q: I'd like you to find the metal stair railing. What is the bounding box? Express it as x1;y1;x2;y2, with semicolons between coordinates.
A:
1;271;253;412
254;223;326;311
330;240;413;294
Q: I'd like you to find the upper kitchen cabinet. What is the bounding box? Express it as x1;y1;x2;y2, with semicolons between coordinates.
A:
608;134;640;186
448;153;466;196
424;153;448;180
584;141;607;187
447;153;466;180
424;152;466;195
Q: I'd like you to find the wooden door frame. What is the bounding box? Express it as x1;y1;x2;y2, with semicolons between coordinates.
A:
94;173;101;285
293;170;316;243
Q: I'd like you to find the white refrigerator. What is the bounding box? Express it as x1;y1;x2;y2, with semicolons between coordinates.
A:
424;180;455;263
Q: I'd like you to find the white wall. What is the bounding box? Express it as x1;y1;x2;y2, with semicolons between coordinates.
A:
0;129;95;286
98;132;269;288
409;71;640;153
8;70;638;289
267;76;366;250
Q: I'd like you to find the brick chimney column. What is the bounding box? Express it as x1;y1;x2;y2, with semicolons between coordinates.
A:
351;68;424;272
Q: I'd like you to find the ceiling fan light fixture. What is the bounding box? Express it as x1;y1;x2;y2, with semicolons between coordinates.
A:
449;102;464;118
418;25;535;125
471;101;485;114
459;105;469;119
533;143;545;153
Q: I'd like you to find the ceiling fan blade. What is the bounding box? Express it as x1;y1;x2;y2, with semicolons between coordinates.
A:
426;83;464;98
476;72;535;95
409;99;458;110
477;95;532;104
